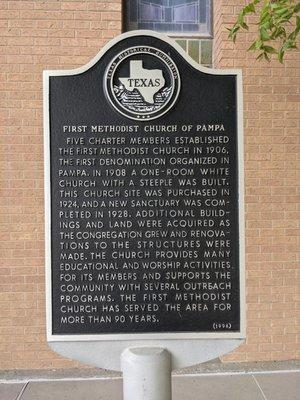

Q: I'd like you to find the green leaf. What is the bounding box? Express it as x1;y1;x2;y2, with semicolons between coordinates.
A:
262;45;278;54
228;0;299;62
255;39;264;49
296;16;300;32
270;3;283;10
248;41;258;50
260;9;270;24
278;49;285;63
241;22;249;29
260;27;271;40
244;3;256;14
238;13;245;24
256;53;264;60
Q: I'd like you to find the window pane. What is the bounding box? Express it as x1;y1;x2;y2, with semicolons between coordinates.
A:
124;0;212;35
140;2;163;21
175;38;212;67
188;40;200;63
201;39;212;65
176;39;187;51
173;4;197;23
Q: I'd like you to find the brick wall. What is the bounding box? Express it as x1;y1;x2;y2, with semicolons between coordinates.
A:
214;0;299;363
0;0;122;370
0;0;298;369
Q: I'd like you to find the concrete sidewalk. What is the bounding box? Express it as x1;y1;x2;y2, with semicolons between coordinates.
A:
1;361;299;400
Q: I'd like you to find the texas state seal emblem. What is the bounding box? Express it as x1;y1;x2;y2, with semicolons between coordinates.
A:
105;46;180;121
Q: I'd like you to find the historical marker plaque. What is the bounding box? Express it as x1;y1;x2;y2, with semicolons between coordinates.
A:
44;31;245;342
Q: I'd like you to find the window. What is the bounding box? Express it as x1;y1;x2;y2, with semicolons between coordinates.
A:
123;0;213;66
124;0;212;36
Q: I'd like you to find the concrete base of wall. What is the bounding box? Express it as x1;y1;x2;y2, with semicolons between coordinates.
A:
0;359;299;381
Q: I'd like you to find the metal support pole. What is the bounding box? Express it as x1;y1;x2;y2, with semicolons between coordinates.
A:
121;347;172;400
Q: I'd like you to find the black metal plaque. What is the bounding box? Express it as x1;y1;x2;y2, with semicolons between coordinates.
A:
44;32;244;338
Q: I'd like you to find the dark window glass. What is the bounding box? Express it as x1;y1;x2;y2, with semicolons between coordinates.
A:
124;0;211;35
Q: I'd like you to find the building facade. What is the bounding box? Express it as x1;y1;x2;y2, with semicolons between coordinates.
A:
0;0;299;369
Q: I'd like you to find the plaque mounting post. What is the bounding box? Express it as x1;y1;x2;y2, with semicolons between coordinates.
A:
121;347;172;400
